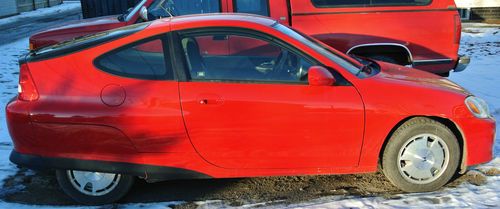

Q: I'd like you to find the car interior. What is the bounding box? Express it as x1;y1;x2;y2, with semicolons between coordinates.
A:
181;35;313;82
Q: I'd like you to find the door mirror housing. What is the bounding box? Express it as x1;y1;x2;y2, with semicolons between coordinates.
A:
139;6;148;21
308;66;336;86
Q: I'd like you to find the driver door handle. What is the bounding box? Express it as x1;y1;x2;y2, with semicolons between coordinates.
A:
197;94;224;106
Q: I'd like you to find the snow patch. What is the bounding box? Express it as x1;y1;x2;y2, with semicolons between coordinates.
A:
0;2;81;28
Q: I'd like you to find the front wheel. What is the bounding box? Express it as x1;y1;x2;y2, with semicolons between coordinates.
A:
382;117;460;192
56;170;134;205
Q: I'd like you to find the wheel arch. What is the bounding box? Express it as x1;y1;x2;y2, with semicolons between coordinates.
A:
378;116;467;174
347;43;413;66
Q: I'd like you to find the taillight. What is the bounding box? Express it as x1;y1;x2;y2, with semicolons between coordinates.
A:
29;39;35;51
18;64;39;101
454;14;462;44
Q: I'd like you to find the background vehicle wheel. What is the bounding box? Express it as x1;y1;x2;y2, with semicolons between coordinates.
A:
56;170;134;205
369;55;398;64
382;117;460;192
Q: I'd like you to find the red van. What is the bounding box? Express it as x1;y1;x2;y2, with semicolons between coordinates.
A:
30;0;469;75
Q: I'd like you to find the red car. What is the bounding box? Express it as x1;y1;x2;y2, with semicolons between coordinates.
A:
8;14;494;205
30;0;469;76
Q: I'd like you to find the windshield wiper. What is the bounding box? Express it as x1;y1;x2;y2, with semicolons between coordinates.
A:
350;55;373;76
358;63;373;75
117;14;125;21
118;7;134;22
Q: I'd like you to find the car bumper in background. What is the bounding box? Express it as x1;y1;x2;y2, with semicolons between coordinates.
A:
454;56;471;72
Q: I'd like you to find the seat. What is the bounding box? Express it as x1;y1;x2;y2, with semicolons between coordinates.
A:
182;38;207;79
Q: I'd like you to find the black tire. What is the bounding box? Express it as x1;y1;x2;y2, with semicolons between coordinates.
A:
56;170;134;205
382;117;460;192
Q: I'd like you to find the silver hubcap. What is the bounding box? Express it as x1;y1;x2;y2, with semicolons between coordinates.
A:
67;170;121;196
397;134;450;184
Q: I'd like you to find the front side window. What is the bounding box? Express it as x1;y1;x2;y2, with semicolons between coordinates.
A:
312;0;431;7
95;37;173;80
180;33;314;83
273;24;361;76
148;0;220;17
234;0;270;16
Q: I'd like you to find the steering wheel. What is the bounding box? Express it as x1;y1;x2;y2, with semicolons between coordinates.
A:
272;50;289;75
272;50;302;80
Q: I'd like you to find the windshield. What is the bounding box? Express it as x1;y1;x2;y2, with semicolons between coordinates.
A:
272;24;363;76
120;0;147;22
148;0;220;17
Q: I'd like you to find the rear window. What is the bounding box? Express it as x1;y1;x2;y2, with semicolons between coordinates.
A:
311;0;432;7
148;0;221;16
31;22;150;61
234;0;270;17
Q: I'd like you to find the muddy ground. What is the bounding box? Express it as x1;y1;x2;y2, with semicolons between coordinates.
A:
0;167;497;208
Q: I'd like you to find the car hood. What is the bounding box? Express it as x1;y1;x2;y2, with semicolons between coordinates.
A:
42;15;123;32
374;62;470;96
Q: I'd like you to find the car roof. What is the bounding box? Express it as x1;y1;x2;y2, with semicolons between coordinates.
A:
148;13;278;30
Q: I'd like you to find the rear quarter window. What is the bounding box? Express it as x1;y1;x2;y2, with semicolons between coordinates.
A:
94;37;174;80
311;0;432;7
233;0;270;17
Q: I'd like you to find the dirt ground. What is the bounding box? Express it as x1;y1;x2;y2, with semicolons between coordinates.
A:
0;167;495;208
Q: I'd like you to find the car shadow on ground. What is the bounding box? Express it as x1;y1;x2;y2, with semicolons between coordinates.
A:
1;167;497;208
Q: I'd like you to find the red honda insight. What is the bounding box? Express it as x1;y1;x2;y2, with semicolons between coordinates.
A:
7;14;495;205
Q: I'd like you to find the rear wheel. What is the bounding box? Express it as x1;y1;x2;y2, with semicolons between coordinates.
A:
382;117;460;192
56;170;134;205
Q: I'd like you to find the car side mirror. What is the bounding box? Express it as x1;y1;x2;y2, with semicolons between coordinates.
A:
308;66;336;86
139;6;148;21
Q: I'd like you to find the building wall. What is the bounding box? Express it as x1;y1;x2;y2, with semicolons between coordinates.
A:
0;0;19;18
455;0;500;8
469;7;500;20
455;0;500;21
81;0;138;19
17;0;63;13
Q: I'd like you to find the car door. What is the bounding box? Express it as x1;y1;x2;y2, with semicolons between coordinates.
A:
176;29;365;169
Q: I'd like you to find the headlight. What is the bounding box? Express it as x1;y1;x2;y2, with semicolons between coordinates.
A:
465;96;491;119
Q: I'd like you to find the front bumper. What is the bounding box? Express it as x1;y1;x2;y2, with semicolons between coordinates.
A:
458;116;496;167
454;56;471;72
